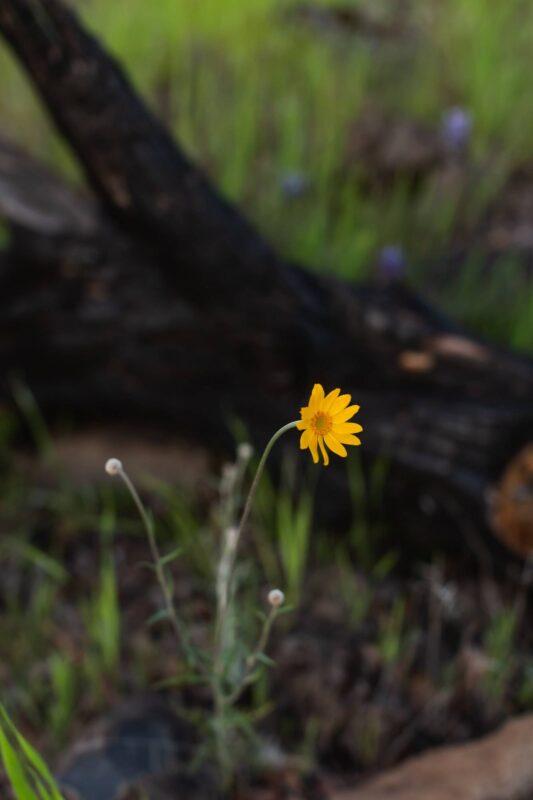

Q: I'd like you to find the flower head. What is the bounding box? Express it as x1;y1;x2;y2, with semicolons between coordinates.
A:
280;170;310;199
441;107;472;153
297;384;362;466
105;458;123;476
268;589;285;607
237;442;254;462
377;244;406;282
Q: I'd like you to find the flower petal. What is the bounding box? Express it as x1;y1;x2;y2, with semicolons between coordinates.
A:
333;422;363;435
324;434;348;458
329;393;352;415
309;384;325;408
323;388;341;411
296;420;307;430
308;434;319;464
332;404;360;424
318;436;329;466
300;429;312;449
335;434;362;446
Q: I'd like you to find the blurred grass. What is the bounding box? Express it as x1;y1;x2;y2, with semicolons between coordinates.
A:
1;0;533;344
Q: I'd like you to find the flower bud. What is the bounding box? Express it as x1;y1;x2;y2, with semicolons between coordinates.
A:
268;589;285;608
237;442;253;461
105;458;123;476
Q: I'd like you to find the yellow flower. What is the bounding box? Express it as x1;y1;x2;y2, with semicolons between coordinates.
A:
297;384;362;466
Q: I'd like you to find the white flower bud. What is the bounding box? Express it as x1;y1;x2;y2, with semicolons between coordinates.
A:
267;589;285;608
237;442;253;461
105;458;123;476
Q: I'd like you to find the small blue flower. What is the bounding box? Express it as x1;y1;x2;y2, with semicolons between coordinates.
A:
377;244;406;281
441;107;473;153
280;170;309;199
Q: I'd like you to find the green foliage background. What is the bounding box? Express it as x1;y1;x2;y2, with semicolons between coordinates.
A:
1;0;533;346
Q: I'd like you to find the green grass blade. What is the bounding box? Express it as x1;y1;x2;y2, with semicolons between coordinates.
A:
0;706;64;800
0;728;37;800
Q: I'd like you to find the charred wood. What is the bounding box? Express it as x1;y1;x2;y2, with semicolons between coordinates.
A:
1;2;533;560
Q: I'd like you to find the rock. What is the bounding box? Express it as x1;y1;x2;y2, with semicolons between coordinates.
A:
58;697;221;800
332;714;533;800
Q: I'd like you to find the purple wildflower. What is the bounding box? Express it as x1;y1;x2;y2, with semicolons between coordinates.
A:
280;170;309;199
441;107;473;153
377;244;406;282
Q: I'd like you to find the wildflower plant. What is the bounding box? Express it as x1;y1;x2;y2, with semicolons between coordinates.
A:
103;384;363;786
102;384;363;785
0;384;362;795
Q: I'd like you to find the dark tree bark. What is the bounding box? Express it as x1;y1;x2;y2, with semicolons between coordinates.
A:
1;0;533;560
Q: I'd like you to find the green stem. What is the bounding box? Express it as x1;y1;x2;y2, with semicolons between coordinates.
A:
237;420;299;544
117;467;196;668
223;605;279;708
213;420;298;693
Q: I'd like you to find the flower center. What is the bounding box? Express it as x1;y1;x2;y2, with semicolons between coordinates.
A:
311;412;332;436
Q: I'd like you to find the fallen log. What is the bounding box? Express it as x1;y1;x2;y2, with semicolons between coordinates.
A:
1;0;533;559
